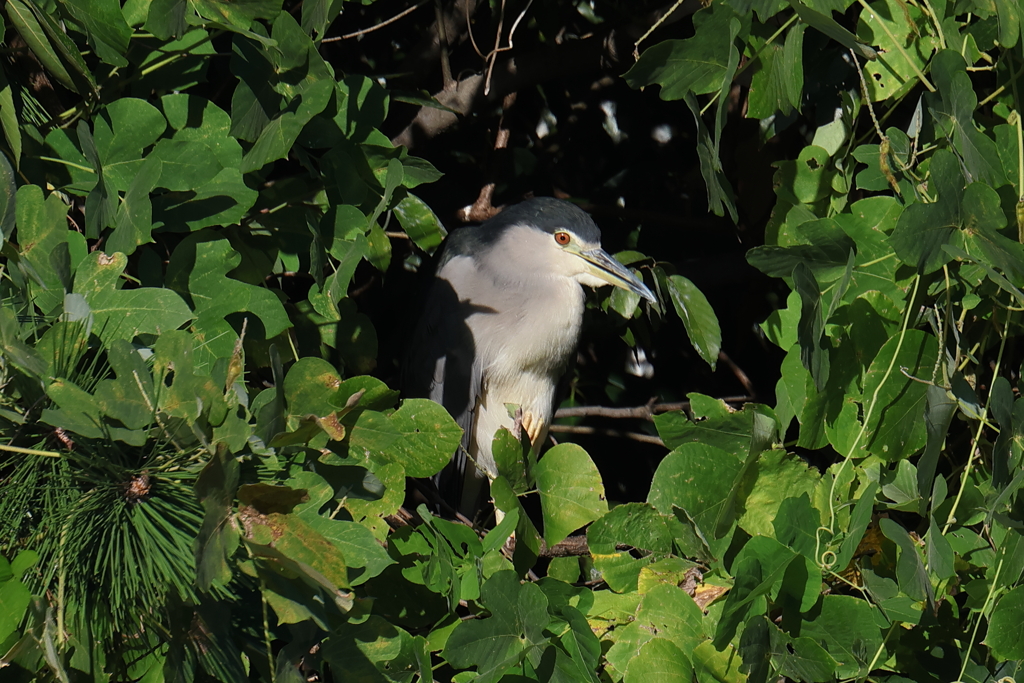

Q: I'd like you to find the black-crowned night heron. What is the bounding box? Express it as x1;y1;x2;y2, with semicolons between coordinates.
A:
406;197;656;517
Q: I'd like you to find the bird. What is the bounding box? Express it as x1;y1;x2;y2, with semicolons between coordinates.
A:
405;197;656;519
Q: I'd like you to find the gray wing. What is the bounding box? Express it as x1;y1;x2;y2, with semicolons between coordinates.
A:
403;258;484;509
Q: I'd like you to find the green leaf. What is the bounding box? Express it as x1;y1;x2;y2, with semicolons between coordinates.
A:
772;493;821;561
799;595;884;678
284;357;342;418
768;620;839;683
879;517;933;605
92;98;167;190
149;139;223;191
715;537;818;647
249;511;350;590
747;23;805;119
587;503;675;592
834;481;878;571
92;339;158;429
692;641;746;683
152;329;229;424
653;399;754;454
0;563;31;644
856;0;937;101
0;69;21;170
59;0;132;67
993;0;1021;48
349;399;463;478
443;571;549;683
534;443;607;546
740;449;821;537
791;0;878;60
917;383;957;501
16;184;71;296
892;150;962;274
107;155;161;257
648;442;743;538
624;4;741;99
684;88;739;221
172;235;291;339
926;515;954;580
986;585;1024;660
393;193;447;254
929;50;1006;187
74;251;193;343
302;515;394;586
862;329;939;461
663;274;721;369
747;220;856;281
321;616;415;682
195;447;240;591
6;0;98;97
623;638;693;683
794;263;829;391
776;145;834;204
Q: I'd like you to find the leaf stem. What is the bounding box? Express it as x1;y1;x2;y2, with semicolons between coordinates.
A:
859;621;897;682
30;156;95;174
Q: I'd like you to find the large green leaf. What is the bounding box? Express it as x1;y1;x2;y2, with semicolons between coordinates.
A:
587;503;675;592
861;329;939;461
663;274;721;369
443;571;550;683
987;585;1024;660
624;4;741;99
74;251;193;343
58;0;132;66
534;443;607;546
648;442;743;538
623;638;693;683
799;596;884;678
348;399;462;478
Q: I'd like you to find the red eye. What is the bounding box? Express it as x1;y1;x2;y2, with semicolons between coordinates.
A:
554;231;571;245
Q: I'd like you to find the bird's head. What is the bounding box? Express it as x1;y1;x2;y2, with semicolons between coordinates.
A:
484;198;656;303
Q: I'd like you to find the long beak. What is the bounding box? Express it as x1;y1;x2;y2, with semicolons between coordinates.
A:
579;248;656;303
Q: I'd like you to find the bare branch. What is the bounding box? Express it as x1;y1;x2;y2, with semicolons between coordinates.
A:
547;424;664;446
553;395;754;420
718;351;757;399
324;1;429;42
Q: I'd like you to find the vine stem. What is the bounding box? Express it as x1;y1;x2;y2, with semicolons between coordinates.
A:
943;310;1013;534
859;622;897;683
958;557;1004;682
821;275;920;567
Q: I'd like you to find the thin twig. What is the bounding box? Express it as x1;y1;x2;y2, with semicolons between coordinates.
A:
483;0;534;96
465;0;485;58
719;351;756;398
323;1;429;42
633;0;687;60
546;424;664;446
